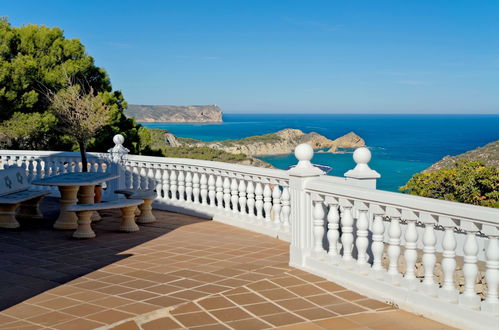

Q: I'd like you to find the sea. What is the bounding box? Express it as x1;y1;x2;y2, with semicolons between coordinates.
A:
142;114;499;192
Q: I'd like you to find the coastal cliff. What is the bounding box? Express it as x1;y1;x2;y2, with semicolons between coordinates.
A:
125;105;223;122
425;140;499;172
178;129;365;156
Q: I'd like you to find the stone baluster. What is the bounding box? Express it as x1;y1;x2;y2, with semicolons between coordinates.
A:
208;174;216;207
162;166;169;199
356;202;370;273
385;208;402;284
74;157;81;172
438;217;458;302
140;165;148;189
403;211;419;288
339;198;354;265
255;183;264;221
177;170;185;201
230;178;238;212
147;166;155;190
420;214;438;296
192;172;200;204
27;157;34;183
58;158;65;174
312;198;326;258
246;181;255;217
272;185;282;227
326;197;340;264
459;225;480;309
132;162;140;190
169;169;177;201
371;205;385;277
215;175;223;208
281;187;290;231
481;227;499;313
155;165;163;197
238;179;247;215
223;176;231;211
35;159;43;189
200;173;208;205
263;183;272;224
185;171;192;202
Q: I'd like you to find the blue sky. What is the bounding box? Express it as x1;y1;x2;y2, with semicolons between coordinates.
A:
3;0;499;113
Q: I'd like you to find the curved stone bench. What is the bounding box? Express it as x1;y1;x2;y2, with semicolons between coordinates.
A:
115;189;157;224
0;190;50;228
67;199;144;239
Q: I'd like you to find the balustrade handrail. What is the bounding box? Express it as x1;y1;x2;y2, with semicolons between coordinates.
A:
305;178;499;226
125;154;290;183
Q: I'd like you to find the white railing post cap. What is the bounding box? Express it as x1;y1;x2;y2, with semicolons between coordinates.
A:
288;144;323;177
113;134;125;145
344;147;380;179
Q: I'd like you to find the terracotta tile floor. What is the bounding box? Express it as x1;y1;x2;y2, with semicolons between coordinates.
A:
0;198;453;329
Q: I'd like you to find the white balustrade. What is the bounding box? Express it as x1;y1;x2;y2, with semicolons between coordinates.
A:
2;138;499;329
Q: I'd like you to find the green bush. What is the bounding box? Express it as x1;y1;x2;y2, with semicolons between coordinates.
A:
400;160;499;208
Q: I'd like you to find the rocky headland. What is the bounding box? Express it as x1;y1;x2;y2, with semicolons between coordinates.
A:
125;105;223;123
425;140;499;172
164;128;366;156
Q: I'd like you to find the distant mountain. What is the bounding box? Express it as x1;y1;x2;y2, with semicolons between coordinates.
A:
425;140;499;172
125;105;223;122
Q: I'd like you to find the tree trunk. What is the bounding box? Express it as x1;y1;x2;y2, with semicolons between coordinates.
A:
79;141;88;172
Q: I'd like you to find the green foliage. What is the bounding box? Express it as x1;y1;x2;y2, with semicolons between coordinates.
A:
0;19;146;153
220;133;282;146
400;160;499;208
0;111;56;149
161;146;248;162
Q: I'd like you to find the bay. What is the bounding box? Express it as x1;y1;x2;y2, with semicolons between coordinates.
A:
142;114;499;192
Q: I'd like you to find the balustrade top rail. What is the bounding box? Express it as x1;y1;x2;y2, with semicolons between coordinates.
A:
125;154;290;184
305;178;499;227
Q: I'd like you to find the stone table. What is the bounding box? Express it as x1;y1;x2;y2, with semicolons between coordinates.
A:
32;172;119;230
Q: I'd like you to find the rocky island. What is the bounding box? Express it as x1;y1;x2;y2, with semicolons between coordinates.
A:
125;105;223;123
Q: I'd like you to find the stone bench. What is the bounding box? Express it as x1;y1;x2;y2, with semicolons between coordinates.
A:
67;199;144;239
115;189;157;224
0;167;50;228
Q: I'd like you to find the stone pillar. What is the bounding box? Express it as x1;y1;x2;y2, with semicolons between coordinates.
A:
344;147;380;189
107;134;129;200
288;144;325;267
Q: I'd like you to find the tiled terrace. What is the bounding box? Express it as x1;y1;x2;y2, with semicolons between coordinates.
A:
0;198;452;329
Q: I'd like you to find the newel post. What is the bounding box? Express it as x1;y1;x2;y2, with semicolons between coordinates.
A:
344;147;380;189
106;134;129;200
288;144;325;267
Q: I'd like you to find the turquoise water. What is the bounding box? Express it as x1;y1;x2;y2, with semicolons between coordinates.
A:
143;114;499;192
